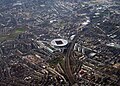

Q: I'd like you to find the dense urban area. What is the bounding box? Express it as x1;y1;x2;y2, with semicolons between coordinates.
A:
0;0;120;86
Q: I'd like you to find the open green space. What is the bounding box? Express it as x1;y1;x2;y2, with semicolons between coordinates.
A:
0;28;26;42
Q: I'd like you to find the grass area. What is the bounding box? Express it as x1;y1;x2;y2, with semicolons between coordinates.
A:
48;56;65;68
0;28;26;42
15;28;25;34
48;58;63;65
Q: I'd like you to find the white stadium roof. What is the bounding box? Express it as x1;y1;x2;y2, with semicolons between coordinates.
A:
51;39;68;47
